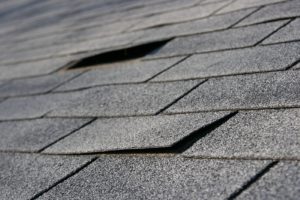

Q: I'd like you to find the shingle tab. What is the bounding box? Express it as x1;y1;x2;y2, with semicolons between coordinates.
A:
55;56;184;92
217;0;285;14
165;71;300;113
43;111;230;154
38;156;270;200
0;56;76;80
0;91;82;120
146;21;287;59
151;42;300;81
0;72;81;97
135;8;258;44
183;109;300;159
130;1;230;30
236;0;300;27
0;118;91;152
48;80;203;117
237;162;300;200
0;153;94;200
262;18;300;44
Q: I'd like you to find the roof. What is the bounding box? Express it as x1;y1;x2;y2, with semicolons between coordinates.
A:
0;0;299;199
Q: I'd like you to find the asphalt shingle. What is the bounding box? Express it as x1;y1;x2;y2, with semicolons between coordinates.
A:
0;56;76;80
165;71;300;113
151;42;300;81
0;118;92;152
0;72;81;97
54;56;185;92
237;162;300;200
145;21;288;59
0;91;83;120
216;0;286;14
43;111;230;154
37;156;270;200
130;1;230;30
135;8;258;44
0;153;94;200
183;109;300;159
48;80;203;117
235;0;300;27
262;18;300;44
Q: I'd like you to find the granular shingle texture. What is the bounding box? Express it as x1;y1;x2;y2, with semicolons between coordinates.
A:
0;0;299;199
43;111;230;154
183;109;300;159
237;162;300;200
0;153;94;200
151;42;300;81
165;71;300;113
145;20;288;58
48;80;203;117
37;156;270;200
0;118;92;152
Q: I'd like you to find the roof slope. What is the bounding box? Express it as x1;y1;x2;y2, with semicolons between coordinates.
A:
0;0;299;199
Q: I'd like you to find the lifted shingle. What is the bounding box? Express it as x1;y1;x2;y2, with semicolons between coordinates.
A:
43;111;230;154
55;56;184;91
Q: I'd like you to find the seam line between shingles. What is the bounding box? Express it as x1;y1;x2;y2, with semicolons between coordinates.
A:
228;6;264;28
155;79;208;115
29;157;98;200
254;18;295;45
226;161;279;200
144;55;191;82
38;118;97;153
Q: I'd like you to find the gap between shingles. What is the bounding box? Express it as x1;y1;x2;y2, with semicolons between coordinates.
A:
29;157;98;200
226;161;279;200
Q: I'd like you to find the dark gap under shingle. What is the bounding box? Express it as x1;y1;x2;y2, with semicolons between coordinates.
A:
43;111;237;155
66;40;172;70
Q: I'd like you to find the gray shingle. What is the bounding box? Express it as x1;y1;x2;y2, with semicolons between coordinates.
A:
237;162;300;200
135;8;258;44
293;63;300;70
0;118;92;152
43;111;230;154
262;18;300;45
48;80;203;117
145;21;287;59
183;109;300;159
0;91;83;120
217;0;286;14
130;1;230;31
151;42;300;81
165;71;300;113
38;156;270;200
0;56;76;80
55;56;184;92
236;0;300;27
0;153;94;200
0;72;81;97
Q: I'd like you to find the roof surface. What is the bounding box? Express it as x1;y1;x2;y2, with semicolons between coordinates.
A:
0;0;299;199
